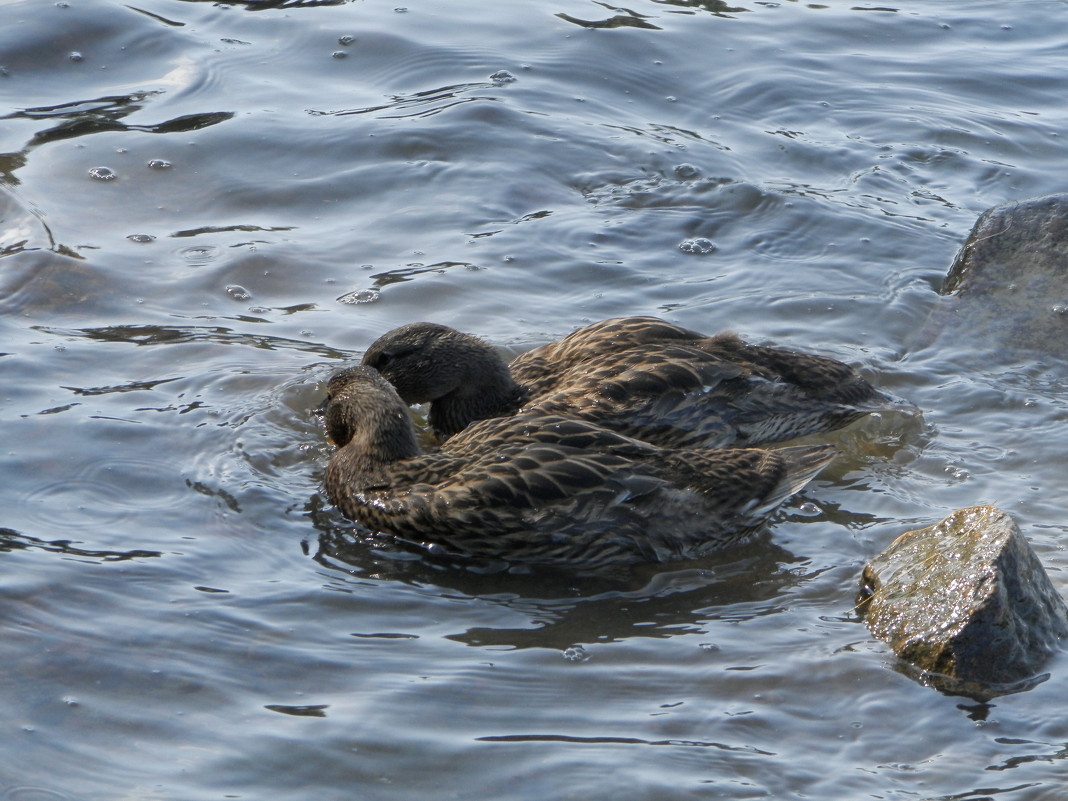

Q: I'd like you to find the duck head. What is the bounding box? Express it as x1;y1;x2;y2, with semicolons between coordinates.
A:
322;366;420;463
362;322;526;436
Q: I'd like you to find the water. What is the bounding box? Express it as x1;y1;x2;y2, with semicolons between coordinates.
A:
3;0;1068;797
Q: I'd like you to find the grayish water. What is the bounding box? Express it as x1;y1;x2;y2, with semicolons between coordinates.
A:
3;0;1068;797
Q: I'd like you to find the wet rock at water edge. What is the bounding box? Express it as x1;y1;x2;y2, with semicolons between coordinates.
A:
858;505;1068;699
924;192;1068;359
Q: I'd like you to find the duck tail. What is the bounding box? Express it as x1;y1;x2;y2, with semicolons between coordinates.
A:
724;442;835;526
858;388;921;418
774;444;837;498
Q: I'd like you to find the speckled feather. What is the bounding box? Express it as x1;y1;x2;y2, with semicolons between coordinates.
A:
362;316;890;447
322;366;836;569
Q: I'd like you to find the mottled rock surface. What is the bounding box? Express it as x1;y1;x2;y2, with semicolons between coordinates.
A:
860;505;1068;697
927;192;1068;358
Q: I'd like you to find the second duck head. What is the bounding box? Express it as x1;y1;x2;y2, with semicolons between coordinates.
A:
323;366;420;462
361;322;526;435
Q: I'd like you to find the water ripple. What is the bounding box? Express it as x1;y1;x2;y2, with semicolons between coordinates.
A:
2;787;71;801
0;528;162;562
21;458;189;530
9;94;232;147
310;80;507;120
32;323;349;358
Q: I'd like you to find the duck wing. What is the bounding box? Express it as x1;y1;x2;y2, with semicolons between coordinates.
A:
524;344;749;448
444;409;667;457
332;437;668;566
512;320;890;448
701;337;889;408
658;444;835;520
510;316;706;396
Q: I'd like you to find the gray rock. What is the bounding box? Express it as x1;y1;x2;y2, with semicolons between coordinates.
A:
859;505;1068;698
924;192;1068;359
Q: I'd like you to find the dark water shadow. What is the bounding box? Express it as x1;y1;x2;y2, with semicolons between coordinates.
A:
32;323;350;359
16;99;232;148
981;737;1068;772
1;94;232;184
312;82;506;120
557;3;662;30
650;0;749;18
0;527;162;562
891;659;1052;705
366;261;480;289
308;498;822;650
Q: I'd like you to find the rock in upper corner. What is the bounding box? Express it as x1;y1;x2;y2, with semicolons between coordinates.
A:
859;505;1068;698
932;192;1068;358
944;192;1068;297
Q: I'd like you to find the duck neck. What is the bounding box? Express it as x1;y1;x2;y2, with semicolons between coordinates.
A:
334;403;421;473
429;362;528;437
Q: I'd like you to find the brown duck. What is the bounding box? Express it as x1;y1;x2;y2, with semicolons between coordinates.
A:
322;365;836;569
362;316;891;448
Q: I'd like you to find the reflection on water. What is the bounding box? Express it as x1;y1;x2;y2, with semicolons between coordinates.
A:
557;7;663;30
0;528;163;562
313;80;510;119
4;0;1068;797
366;260;481;288
32;322;349;356
16;96;232;148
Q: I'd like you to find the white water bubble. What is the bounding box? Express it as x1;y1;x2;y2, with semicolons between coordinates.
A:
147;159;172;169
678;237;716;255
490;70;516;84
562;645;589;663
88;166;116;181
337;288;380;304
226;285;252;301
943;463;971;482
126;233;155;243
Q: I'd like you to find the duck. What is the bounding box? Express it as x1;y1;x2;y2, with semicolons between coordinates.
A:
321;365;836;569
361;315;892;448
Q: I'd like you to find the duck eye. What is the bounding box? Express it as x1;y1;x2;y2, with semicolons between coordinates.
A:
371;351;394;369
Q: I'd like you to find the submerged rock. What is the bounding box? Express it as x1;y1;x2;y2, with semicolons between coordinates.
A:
859;505;1068;698
926;192;1068;359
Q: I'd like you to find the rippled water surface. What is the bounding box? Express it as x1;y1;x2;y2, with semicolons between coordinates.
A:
4;0;1068;798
